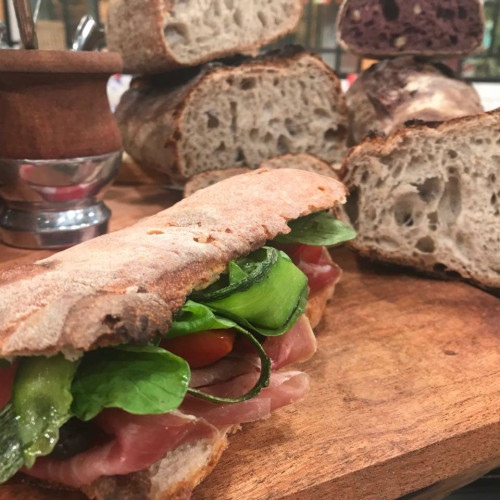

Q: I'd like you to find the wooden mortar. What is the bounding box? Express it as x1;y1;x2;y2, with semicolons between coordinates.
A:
0;50;123;160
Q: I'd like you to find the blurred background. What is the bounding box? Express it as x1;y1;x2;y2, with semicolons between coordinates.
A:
0;0;499;496
2;0;500;110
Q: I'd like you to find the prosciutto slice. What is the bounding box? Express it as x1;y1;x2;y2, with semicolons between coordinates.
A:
263;315;316;370
182;371;310;427
191;314;316;388
25;410;218;488
23;371;309;488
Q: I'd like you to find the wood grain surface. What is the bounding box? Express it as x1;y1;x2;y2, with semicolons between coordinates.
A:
0;186;498;499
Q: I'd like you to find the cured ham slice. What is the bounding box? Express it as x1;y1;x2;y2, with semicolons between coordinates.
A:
23;371;309;488
191;314;316;388
190;351;259;388
24;410;218;488
263;315;316;370
291;245;342;294
182;371;310;427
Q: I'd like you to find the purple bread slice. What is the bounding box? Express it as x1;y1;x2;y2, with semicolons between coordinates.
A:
338;0;484;58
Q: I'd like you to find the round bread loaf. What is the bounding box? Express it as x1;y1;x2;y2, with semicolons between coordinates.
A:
346;57;483;145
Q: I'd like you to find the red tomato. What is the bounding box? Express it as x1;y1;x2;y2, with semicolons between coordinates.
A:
289;245;340;294
160;330;236;369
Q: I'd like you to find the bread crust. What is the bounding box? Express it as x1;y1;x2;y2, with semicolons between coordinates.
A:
115;49;347;185
107;0;303;74
0;168;347;357
339;108;500;290
337;0;485;58
183;153;339;197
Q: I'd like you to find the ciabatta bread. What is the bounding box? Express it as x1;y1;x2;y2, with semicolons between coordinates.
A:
106;0;303;74
339;109;500;290
116;49;348;186
346;57;483;145
337;0;484;58
183;154;339;197
0;168;347;356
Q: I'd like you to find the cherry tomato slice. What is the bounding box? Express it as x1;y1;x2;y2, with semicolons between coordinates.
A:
160;330;236;369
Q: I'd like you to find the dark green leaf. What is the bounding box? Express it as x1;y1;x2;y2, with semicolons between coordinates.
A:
12;355;79;467
273;211;356;246
71;345;190;421
168;300;242;338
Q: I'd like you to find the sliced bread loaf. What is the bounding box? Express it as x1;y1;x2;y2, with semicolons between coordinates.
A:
106;0;302;74
184;153;339;197
115;49;348;186
339;109;500;290
347;57;483;145
337;0;484;58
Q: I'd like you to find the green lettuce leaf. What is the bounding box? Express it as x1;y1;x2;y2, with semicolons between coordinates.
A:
273;211;356;246
12;355;79;467
71;345;190;421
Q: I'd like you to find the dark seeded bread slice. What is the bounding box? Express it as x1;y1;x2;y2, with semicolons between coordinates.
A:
183;153;339;197
106;0;303;74
346;57;483;145
339;109;500;290
337;0;484;59
115;49;348;186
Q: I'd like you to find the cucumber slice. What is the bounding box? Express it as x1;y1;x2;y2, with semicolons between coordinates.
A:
0;403;23;483
191;247;277;302
13;355;78;467
202;249;308;332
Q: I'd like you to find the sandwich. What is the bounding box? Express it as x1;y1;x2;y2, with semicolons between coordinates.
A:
0;168;355;499
339;108;500;291
346;57;483;145
337;0;484;59
106;0;303;74
115;48;348;186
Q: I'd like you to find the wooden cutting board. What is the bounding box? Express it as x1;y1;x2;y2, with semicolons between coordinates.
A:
1;186;499;500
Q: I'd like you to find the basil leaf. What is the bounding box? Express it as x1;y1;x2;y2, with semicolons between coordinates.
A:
71;345;190;421
192;248;307;336
273;211;356;246
168;300;243;338
168;302;271;404
12;355;79;467
0;403;24;482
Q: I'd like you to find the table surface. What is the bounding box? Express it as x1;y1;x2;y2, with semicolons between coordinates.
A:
1;186;499;500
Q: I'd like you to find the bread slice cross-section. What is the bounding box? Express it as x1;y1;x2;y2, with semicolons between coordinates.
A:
339;109;500;290
115;49;348;186
337;0;484;59
107;0;303;74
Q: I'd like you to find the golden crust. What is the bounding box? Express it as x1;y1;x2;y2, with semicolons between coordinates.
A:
0;168;347;357
183;153;339;197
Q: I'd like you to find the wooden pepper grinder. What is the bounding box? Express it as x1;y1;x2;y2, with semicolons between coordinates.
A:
0;0;123;249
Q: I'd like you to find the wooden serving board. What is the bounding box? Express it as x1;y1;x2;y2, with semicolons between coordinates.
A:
1;186;499;500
